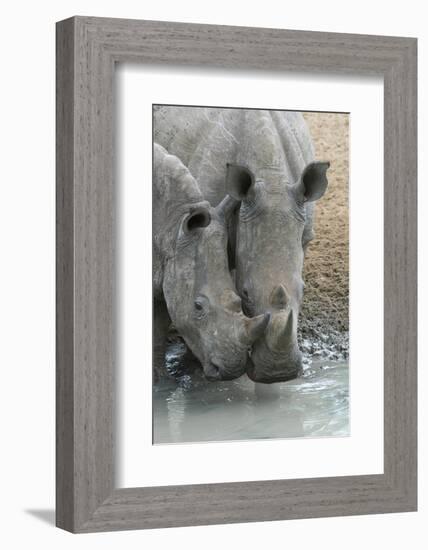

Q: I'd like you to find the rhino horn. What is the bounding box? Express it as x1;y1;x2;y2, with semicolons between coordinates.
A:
272;310;295;351
270;284;287;309
240;312;270;345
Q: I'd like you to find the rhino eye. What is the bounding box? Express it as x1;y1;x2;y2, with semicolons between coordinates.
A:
194;296;209;318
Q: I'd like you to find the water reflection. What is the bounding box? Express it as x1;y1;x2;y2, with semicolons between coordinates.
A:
153;360;349;444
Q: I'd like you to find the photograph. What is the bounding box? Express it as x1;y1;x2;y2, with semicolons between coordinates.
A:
0;0;420;542
152;105;349;444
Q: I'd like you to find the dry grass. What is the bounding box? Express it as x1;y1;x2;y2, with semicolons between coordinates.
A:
301;112;349;336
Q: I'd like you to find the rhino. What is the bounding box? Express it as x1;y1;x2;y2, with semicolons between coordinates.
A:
153;143;269;381
154;108;329;383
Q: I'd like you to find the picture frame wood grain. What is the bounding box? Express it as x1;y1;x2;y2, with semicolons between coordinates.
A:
56;16;417;533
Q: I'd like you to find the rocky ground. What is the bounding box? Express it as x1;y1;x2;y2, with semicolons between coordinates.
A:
299;112;349;360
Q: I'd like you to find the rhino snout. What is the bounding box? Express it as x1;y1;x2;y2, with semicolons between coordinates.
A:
247;309;303;383
197;306;270;382
247;367;302;384
203;357;246;381
247;348;303;384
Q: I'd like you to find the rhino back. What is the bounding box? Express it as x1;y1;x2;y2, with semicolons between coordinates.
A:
154;107;315;206
154;107;241;205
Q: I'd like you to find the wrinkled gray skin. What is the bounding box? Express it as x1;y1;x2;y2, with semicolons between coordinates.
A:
154;108;329;383
153;143;269;381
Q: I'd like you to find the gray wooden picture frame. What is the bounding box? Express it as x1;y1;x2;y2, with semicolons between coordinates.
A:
56;16;417;533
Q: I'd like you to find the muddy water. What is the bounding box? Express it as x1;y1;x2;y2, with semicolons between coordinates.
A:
153;357;349;445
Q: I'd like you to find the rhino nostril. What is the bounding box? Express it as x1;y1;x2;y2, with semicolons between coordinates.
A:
205;361;222;380
211;362;220;374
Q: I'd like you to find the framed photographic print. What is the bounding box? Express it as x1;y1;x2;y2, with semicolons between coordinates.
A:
56;16;417;532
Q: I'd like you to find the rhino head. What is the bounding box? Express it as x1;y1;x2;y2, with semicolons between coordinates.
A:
154;144;269;381
225;160;330;383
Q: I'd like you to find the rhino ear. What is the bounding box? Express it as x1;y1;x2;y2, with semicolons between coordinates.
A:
226;163;256;200
297;161;330;202
182;206;211;234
